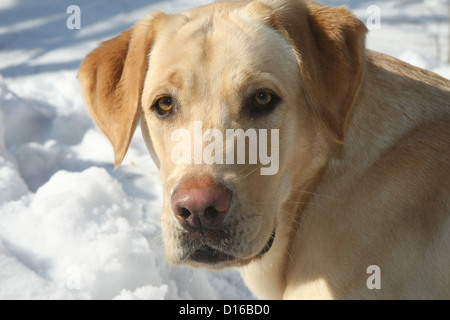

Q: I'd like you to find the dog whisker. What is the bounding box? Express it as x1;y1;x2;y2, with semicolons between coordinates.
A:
243;164;265;178
236;164;252;176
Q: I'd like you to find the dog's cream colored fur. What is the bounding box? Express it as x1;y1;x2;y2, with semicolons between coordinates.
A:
79;0;450;299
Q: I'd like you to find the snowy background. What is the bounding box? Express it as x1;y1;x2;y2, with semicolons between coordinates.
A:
0;0;449;300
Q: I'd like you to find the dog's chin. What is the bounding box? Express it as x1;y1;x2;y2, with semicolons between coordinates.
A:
186;246;241;269
184;231;276;270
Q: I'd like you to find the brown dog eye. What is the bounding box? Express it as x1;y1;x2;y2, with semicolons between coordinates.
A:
255;90;273;106
153;96;173;117
247;89;280;116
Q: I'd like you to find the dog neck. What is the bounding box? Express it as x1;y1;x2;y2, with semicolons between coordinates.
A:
343;50;449;172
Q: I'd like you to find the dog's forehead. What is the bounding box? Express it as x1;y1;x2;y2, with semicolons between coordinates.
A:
147;7;298;94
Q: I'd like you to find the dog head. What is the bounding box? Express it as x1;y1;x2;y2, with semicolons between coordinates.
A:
79;0;366;270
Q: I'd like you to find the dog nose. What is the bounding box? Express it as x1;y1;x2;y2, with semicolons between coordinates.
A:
171;176;231;230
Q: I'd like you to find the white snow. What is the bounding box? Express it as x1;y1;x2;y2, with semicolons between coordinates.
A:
0;0;449;300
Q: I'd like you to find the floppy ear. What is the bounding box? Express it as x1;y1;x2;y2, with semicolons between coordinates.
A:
79;11;165;167
250;0;367;142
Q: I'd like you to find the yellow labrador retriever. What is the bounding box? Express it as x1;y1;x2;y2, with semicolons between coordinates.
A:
79;0;450;299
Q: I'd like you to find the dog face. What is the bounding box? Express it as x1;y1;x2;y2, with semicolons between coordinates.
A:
140;6;310;269
79;0;366;270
